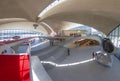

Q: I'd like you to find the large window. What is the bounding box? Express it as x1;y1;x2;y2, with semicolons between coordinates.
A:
108;25;120;47
108;25;120;59
66;25;106;37
0;29;45;41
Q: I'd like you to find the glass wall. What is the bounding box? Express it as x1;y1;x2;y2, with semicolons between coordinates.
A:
0;29;46;41
108;25;120;48
108;25;120;59
65;25;106;37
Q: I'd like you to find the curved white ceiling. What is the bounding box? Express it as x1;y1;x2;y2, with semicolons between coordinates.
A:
0;0;54;34
0;0;53;21
0;0;119;35
39;0;120;34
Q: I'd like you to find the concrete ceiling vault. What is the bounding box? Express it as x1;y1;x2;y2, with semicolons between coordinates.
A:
0;0;120;35
0;0;55;34
0;0;54;21
39;0;120;35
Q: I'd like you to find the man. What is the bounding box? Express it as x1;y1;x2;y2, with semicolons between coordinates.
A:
68;48;70;56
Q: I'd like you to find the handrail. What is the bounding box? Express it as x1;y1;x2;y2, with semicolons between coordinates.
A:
0;37;33;54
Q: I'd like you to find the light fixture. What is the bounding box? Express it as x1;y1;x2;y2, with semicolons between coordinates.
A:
33;23;38;29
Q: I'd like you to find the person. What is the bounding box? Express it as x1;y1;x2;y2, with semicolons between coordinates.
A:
68;48;70;56
1;50;7;54
4;50;7;53
92;52;95;58
50;40;54;46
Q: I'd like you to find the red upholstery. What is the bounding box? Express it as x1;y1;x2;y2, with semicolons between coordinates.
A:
0;55;30;81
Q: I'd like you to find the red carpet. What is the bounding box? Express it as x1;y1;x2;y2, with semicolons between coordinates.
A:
0;55;30;81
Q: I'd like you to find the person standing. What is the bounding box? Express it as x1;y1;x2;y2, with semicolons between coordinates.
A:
68;48;70;56
92;52;95;58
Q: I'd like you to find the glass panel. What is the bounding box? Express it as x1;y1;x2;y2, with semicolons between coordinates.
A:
0;29;45;41
108;25;120;48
